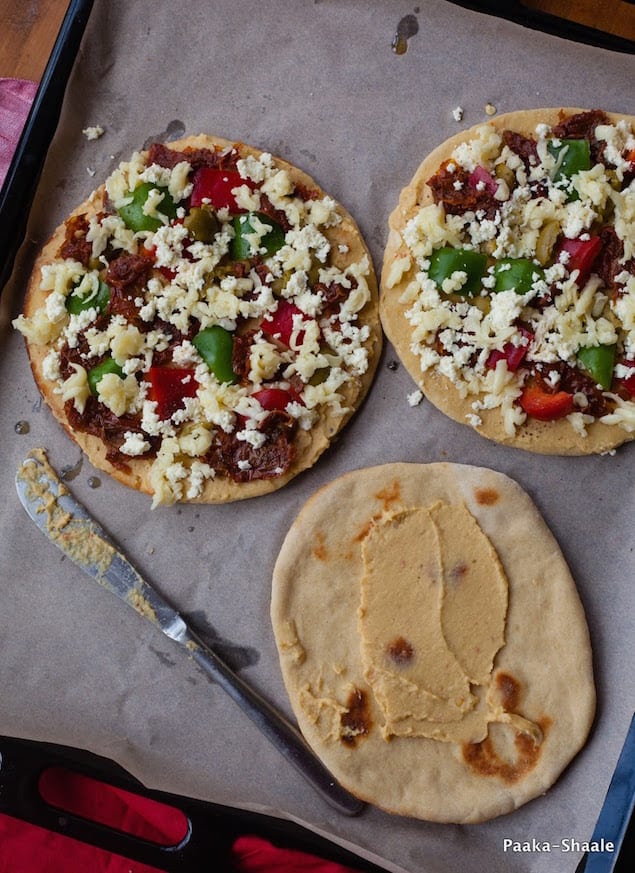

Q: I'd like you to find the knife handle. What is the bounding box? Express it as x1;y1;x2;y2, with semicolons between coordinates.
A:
182;629;364;816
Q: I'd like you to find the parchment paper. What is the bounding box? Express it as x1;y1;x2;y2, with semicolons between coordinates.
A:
1;2;633;871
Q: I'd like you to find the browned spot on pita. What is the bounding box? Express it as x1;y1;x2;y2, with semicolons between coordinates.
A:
340;687;372;746
374;480;401;511
352;511;384;543
386;636;414;665
496;671;521;711
353;518;374;543
448;562;469;584
474;487;500;506
312;531;328;561
462;717;551;784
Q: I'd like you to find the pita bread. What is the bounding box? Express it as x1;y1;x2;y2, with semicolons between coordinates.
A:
271;463;595;823
381;108;635;454
14;135;381;505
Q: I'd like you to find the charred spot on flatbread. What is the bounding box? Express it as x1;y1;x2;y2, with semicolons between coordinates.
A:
462;717;552;785
380;108;635;455
340;687;373;747
14;135;382;506
271;463;595;823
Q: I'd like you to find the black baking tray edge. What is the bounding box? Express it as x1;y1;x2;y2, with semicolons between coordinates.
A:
0;734;390;873
0;0;96;294
448;1;635;55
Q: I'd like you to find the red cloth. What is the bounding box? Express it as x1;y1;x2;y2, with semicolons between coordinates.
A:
1;764;363;871
0;814;166;873
37;766;189;845
0;77;38;187
232;835;364;872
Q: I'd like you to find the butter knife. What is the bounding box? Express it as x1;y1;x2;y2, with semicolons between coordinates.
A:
15;449;364;816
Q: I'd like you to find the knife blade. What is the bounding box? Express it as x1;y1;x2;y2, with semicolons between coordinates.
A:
15;449;364;816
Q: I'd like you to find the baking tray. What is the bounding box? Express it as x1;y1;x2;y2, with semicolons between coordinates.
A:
1;2;634;872
0;734;388;871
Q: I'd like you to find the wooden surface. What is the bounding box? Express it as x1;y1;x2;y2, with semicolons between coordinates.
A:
0;0;70;80
0;0;633;82
525;0;635;41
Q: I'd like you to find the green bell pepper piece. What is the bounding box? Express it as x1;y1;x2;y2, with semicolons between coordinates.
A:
192;325;237;384
493;258;545;295
88;357;124;395
66;280;110;315
577;344;616;390
548;139;591;182
428;247;488;297
117;182;178;232
548;139;591;201
231;212;285;260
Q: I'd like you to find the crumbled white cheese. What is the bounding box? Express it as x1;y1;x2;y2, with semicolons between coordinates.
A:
451;124;502;172
97;373;139;416
42;349;62;381
466;413;482;427
185;461;215;499
120;431;151;456
82;125;104;140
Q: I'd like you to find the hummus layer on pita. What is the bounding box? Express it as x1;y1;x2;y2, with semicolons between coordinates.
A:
381;109;635;454
271;463;595;823
14;135;381;506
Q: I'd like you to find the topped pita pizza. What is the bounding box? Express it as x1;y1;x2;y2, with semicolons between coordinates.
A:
381;108;635;454
14;135;381;506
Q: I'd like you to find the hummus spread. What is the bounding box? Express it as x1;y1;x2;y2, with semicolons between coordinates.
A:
18;448;159;625
359;501;540;744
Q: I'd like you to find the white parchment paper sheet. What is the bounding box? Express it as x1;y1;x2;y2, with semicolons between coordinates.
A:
1;2;633;871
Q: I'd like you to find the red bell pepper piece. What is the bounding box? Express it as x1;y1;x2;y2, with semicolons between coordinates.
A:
558;236;602;286
519;384;575;421
252;387;302;411
261;301;308;348
468;165;498;196
140;243;177;281
190;168;255;213
616;359;635;399
486;327;534;373
149;367;198;420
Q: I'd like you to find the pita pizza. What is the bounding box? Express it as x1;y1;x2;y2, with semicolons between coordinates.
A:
271;463;595;823
14;135;381;506
381;108;635;454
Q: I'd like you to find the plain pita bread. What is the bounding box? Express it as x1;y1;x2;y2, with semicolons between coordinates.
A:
271;462;595;823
